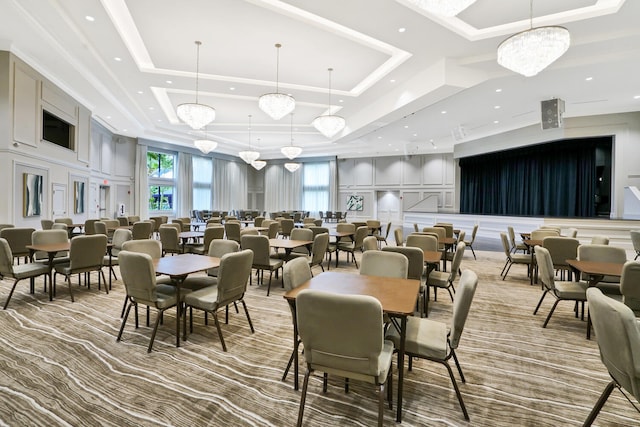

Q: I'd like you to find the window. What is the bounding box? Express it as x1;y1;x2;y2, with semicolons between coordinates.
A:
147;151;175;212
192;156;213;210
302;162;329;212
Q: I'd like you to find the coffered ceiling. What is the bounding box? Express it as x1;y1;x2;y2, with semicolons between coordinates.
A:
1;0;638;159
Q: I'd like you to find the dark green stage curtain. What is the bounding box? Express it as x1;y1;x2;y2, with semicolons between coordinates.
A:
460;137;610;217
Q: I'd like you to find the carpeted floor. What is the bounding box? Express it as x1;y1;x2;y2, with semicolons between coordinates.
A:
0;247;638;426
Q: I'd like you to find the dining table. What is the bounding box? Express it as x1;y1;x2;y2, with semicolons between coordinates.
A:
178;231;204;252
440;236;457;272
26;241;71;300
328;231;355;267
283;271;420;422
152;253;221;347
268;238;313;257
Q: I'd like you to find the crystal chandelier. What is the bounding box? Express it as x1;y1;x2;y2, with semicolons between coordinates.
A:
238;115;260;164
284;162;300;172
259;44;295;120
497;1;570;77
281;113;302;159
193;136;217;154
176;41;216;129
312;68;346;138
404;0;476;17
251;160;267;171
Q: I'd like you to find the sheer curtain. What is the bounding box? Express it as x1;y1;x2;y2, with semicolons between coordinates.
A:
213;158;247;211
176;152;193;217
134;144;148;219
328;158;337;211
264;164;302;213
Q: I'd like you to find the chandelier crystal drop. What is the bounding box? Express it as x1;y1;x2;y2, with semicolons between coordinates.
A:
496;1;570;77
194;139;217;154
259;44;295;120
176;41;216;129
281;113;303;159
312;68;346;139
251;160;267;171
284;162;301;172
404;0;476;17
238;115;260;164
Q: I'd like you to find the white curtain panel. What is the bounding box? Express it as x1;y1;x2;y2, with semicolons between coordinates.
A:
213;158;248;211
176;152;193;217
264;163;302;213
134;143;148;219
328;159;337;211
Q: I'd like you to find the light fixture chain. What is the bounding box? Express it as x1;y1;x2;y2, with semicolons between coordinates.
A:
328;68;333;115
529;0;533;29
195;41;202;104
275;44;281;93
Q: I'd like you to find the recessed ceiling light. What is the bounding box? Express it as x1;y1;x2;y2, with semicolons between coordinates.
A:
395;148;400;151
122;129;127;132
166;80;172;84
137;90;143;94
494;120;500;124
404;125;409;129
338;99;344;103
398;27;406;33
388;143;392;147
157;119;162;122
585;77;593;81
494;105;501;109
377;136;383;139
390;79;396;83
148;107;154;110
85;16;95;22
495;88;502;93
114;57;122;62
441;110;447;114
106;116;111;119
230;87;236;91
413;133;418;137
634;95;640;99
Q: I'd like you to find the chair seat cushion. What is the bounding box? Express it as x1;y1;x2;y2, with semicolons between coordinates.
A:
135;292;177;310
11;263;50;280
511;254;531;263
182;275;218;291
314;340;394;384
183;285;219;312
386;316;448;360
103;255;118;265
554;281;588;300
428;271;449;287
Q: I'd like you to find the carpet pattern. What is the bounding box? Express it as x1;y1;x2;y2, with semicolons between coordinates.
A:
0;248;638;426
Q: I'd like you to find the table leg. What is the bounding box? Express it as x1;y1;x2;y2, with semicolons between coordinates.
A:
48;253;55;301
396;315;407;422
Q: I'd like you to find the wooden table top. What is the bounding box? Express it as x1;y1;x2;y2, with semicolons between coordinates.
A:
423;250;443;264
26;242;71;252
268;239;313;250
329;231;354;238
523;239;543;247
441;237;457;245
178;231;204;239
153;254;220;277
284;271;419;317
566;259;624;277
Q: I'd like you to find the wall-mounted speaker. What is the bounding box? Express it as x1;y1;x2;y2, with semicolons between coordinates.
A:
541;98;565;130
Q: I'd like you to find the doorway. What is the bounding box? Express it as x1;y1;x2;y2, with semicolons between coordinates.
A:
52;183;67;218
99;185;110;218
376;191;401;224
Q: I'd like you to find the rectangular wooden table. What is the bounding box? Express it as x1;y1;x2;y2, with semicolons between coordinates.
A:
329;231;355;267
26;242;71;300
284;271;420;422
178;231;204;252
268;238;313;257
153;254;221;347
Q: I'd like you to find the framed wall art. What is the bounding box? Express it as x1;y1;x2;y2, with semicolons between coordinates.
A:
23;173;43;217
346;195;363;211
74;181;85;214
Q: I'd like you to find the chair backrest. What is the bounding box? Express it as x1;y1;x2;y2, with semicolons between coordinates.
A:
353;226;369;249
159;226;180;252
531;229;560;240
240;234;271;265
468;224;478;243
540;225;562;233
542;236;579;268
55;217;72;226
394;228;404;246
406;234;438;253
32;229;69;260
280;219;295;235
620;261;640;313
208;239;240;258
69;235;107;270
578;244;627;283
128;215;140;224
310;233;329;265
0;224;14;232
291;227;312;242
161;223;182;233
122;239;163;259
366;220;381;235
591;235;610;245
254;216;265;227
448;242;466;281
308;226;329;239
84;219;98;235
0;238;15;276
336;223;355;243
132;221;153;240
283;257;312;291
535;246;557;292
225;222;241;242
449;270;479;349
40;220;54;230
52;223;67;231
423;227;445;250
149;217;163;232
500;232;513;260
457;230;466;243
586;288;640;401
118;251;158;302
94;221;108;236
0;227;35;258
111;229;133;255
434;223;454;238
296;289;385;376
507;226;517;248
360;250;408;279
117;216;129;226
632;230;640;253
382;246;423;281
203;226;225;249
207;218;222;226
216;250;254;306
362;236;378;252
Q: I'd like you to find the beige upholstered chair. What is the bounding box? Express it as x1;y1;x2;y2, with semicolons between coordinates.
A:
590;235;609;245
188;226;224;255
51;223;67;231
54;217;72;226
184;250;255;352
540;225;562;233
394;227;404;246
386;270;478;421
462;224;478;259
542;236;579;280
94;221;108;236
104;229;132;284
206;218;222;226
240;234;283;296
507;226;528;254
362;236;378;252
376;221;392;247
0;224;14;232
583;288;640;426
434;223;454;238
40;219;54;230
159;225;182;256
132;221;153;240
53;234;108;302
276;228;313;262
578;244;626;294
382;246;426;316
406;234;438;253
103;220;120;239
423;226;446;251
630;230;640;260
117;251;178;352
427;242;465;304
620;261;640;315
308;232;329;275
0;238;49;309
127;215;140;225
336;226;368;268
533;246;588;329
360;250;408;279
0;227;34;264
280;219;295;239
366;219;382;236
224;222;241;243
161;222;182;233
281;257;313;389
31;229;69;266
117;216;129;226
253;216;265;227
500;232;532;280
267;221;279;239
531;229;560;240
296;289;394;427
121;239;163;259
84;219;98;235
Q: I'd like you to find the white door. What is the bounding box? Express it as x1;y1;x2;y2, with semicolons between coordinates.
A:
89;183;99;218
99;186;110;218
52;183;67;218
376;191;401;224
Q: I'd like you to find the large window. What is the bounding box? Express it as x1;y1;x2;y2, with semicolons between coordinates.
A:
302;162;329;212
147;151;175;212
192;156;213;210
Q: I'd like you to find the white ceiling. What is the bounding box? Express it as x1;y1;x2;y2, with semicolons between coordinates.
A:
1;0;638;159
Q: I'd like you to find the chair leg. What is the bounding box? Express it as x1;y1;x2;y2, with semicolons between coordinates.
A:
582;380;616;427
212;311;227;352
296;368;311;427
542;300;560;328
117;300;133;342
450;349;466;383
470;246;476;260
266;270;273;296
442;361;470;421
3;279;21;310
377;383;384;427
241;299;254;333
533;290;549;315
147;308;163;353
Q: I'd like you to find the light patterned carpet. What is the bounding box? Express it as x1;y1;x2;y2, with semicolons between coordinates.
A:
0;248;638;426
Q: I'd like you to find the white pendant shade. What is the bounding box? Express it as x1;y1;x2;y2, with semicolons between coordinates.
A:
259;44;295;120
193;139;217;154
239;150;260;164
178;103;216;130
251;160;267;170
284;162;300;172
497;26;570;77
312;114;346;138
404;0;476;17
281;145;303;160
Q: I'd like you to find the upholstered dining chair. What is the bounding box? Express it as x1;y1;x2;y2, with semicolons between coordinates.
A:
363;235;379;252
619;261;640;316
0;227;35;264
117;250;178;353
184;249;254;352
181;239;240;292
382;245;426;316
583;288;640;426
295;289;394;427
281;257;312;389
83;219;98;235
188;226;224;255
462;224;478;259
31;229;69;267
104;228;133;284
531;229;560;240
360;250;408;279
280;219;295;239
240;234;283;296
116;216;129;226
394;227;404;246
307;232;329;275
386;269;478;421
223;222;241;243
630;230;640;260
423;226;446;252
533;246;588;329
578;244;627;295
336;226;368;269
507;226;528;254
427;242;465;304
132;221;153;240
500;232;532;280
406;234;438;254
40;219;54;230
94;221;108;236
51;223;67;231
590;235;609;245
0;238;49;309
542;236;580;280
159;225;182;256
53;234;108;302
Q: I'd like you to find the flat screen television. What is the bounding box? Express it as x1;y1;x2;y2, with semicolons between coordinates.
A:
42;110;74;150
